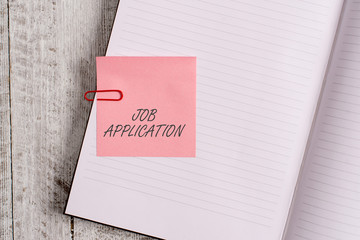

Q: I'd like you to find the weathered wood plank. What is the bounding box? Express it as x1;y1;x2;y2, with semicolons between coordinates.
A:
9;0;72;238
0;0;13;239
74;221;155;240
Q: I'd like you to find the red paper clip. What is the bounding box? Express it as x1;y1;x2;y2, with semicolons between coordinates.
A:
84;90;123;101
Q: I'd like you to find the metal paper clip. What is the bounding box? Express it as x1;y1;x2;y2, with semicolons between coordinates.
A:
84;90;123;101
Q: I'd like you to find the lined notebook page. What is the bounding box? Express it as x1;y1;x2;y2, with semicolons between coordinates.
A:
285;1;360;239
65;1;343;239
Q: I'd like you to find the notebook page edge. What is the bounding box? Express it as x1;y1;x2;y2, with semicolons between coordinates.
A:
281;1;346;239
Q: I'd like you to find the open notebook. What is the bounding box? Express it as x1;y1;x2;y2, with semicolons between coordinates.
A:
65;0;360;239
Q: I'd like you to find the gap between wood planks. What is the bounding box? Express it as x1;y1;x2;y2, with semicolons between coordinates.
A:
7;0;14;239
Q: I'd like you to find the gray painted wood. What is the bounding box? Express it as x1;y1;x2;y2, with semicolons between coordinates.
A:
74;221;155;240
4;0;152;238
9;0;74;238
0;0;13;239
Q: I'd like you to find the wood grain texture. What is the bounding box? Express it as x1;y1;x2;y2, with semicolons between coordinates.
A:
0;0;13;239
9;0;73;238
7;0;149;239
74;221;156;240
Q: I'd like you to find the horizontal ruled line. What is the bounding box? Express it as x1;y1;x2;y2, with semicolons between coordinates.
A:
88;161;277;212
85;176;272;227
101;157;279;205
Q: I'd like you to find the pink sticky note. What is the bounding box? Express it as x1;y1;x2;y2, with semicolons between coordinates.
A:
96;56;196;157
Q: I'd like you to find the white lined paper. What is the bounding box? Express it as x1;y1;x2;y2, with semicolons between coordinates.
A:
65;0;343;239
285;1;360;239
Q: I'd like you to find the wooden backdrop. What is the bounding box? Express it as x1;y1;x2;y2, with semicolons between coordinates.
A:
0;0;154;239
